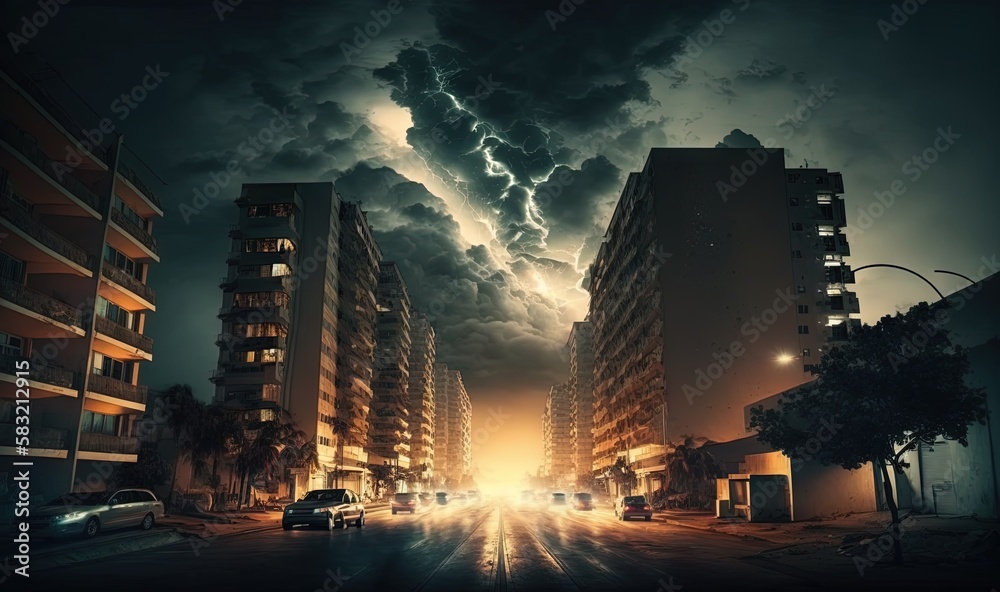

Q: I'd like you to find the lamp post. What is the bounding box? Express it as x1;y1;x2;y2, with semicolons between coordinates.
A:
853;264;943;299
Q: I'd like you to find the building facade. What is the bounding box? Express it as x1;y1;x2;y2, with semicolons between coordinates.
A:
212;182;345;497
406;310;436;486
433;363;451;484
367;261;412;471
567;321;595;487
433;364;471;486
542;382;573;486
332;201;381;493
0;58;162;511
589;148;860;494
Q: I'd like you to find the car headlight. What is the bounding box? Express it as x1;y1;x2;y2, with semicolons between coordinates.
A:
54;511;86;522
284;509;293;515
313;507;329;514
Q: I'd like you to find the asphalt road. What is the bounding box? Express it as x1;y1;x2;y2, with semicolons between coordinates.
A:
28;501;993;591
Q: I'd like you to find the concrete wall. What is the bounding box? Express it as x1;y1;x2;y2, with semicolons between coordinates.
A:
792;460;876;520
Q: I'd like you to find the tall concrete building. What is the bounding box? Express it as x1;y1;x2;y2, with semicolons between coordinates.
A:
567;321;595;486
433;364;471;485
367;261;411;471
213;183;349;496
406;311;436;484
542;382;573;485
589;148;860;493
333;201;381;493
0;58;162;509
433;363;451;483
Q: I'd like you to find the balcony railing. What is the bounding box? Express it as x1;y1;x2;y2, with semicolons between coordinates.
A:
0;277;84;329
94;314;153;353
0;353;75;388
0;423;68;449
101;264;156;305
0;197;93;270
110;207;159;256
78;432;139;455
0;117;103;212
117;161;161;211
87;373;148;405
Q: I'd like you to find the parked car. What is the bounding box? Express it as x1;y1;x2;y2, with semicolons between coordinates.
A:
31;488;164;539
572;492;594;511
615;495;652;521
392;492;419;514
282;489;365;530
435;491;449;505
550;492;568;506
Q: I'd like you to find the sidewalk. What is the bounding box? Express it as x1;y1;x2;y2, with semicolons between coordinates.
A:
160;501;391;538
658;509;1000;565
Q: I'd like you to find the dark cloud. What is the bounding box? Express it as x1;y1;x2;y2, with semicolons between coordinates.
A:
736;59;788;81
716;129;764;148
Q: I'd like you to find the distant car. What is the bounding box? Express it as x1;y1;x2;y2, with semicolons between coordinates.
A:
452;492;468;504
435;491;449;505
30;488;164;539
551;492;568;506
467;490;481;502
572;492;594;511
418;492;433;506
615;495;652;521
282;488;365;530
392;492;419;514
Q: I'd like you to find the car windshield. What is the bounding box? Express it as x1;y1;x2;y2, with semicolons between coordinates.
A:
624;496;646;504
552;493;566;499
395;493;415;501
43;492;112;506
302;489;346;502
436;492;447;497
575;493;592;501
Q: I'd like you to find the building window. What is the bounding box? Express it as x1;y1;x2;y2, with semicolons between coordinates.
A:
114;196;148;231
0;252;25;282
796;285;806;294
243;238;295;253
92;352;134;382
96;296;137;330
802;348;811;357
247;204;293;218
804;364;817;374
798;325;810;334
0;332;23;357
81;410;117;435
797;304;809;313
792;250;802;258
104;245;142;279
791;222;803;231
789;197;799;206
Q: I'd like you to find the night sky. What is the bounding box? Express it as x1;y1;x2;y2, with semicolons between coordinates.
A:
4;0;997;483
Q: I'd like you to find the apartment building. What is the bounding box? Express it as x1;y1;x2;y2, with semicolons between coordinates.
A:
333;201;381;493
0;58;162;509
367;262;412;471
406;310;436;485
433;364;471;485
212;182;344;496
433;363;450;484
589;148;859;494
542;382;573;485
567;321;595;486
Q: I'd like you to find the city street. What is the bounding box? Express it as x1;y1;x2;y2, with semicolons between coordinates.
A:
30;500;994;591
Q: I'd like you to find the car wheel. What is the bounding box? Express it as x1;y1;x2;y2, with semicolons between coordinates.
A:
645;516;651;522
283;523;292;531
392;509;397;515
355;513;364;528
83;517;100;539
327;515;335;530
334;513;346;529
140;513;155;531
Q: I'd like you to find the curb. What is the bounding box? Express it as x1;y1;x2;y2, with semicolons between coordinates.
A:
662;518;785;544
33;530;187;572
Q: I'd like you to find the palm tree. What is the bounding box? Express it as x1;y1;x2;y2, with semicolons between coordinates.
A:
330;414;364;488
281;437;320;499
234;410;306;510
660;435;726;509
161;384;208;508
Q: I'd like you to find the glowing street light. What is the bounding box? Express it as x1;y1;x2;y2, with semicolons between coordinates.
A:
775;353;795;364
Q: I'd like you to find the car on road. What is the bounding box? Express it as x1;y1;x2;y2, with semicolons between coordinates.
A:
282;489;365;530
392;492;419;514
418;492;433;506
467;490;481;502
615;495;652;521
572;492;594;511
31;488;164;539
550;492;568;507
452;492;468;505
435;491;449;505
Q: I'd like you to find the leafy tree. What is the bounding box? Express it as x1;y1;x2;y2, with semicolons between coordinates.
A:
748;301;987;566
610;457;637;495
367;463;394;498
109;444;171;491
160;384;206;505
659;435;726;509
234;410;307;510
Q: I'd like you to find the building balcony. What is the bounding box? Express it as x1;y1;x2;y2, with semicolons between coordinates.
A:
100;264;156;311
0;353;76;398
0;117;102;216
216;334;286;351
0;277;85;337
0;195;94;275
0;423;69;457
87;373;148;407
211;362;283;385
109;207;159;261
93;314;153;361
218;303;290;324
78;432;139;458
116;161;162;217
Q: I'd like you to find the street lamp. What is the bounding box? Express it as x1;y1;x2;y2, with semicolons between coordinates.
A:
853;264;944;299
775;353;796;364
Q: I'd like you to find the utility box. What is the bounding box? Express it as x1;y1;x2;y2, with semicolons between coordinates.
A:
747;474;791;522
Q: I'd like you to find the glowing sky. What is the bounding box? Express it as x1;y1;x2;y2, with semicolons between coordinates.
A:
9;0;996;485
